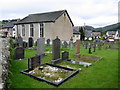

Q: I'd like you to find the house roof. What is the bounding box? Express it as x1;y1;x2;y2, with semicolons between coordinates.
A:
106;31;116;35
73;26;80;34
92;32;101;36
16;10;74;26
84;30;92;37
2;21;18;29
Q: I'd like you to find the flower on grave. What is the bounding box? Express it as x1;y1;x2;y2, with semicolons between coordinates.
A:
29;71;35;74
78;68;82;71
54;78;63;83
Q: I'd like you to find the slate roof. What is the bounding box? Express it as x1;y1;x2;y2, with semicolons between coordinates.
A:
84;30;92;37
16;10;74;26
73;26;80;34
107;31;116;35
2;21;18;28
92;32;101;36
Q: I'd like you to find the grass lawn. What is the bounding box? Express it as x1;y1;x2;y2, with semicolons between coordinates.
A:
9;43;118;88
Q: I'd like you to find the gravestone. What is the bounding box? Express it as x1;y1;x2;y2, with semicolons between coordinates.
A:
28;55;41;70
75;40;80;57
62;51;69;60
85;42;88;49
14;47;24;60
88;47;92;54
89;42;92;48
17;36;23;46
69;41;73;50
98;43;102;50
51;36;61;64
62;41;68;48
28;37;33;47
12;43;19;48
46;39;50;46
37;37;45;55
23;42;28;48
82;41;85;47
35;41;37;46
93;43;96;52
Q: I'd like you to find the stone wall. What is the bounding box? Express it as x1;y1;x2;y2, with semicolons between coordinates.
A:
0;38;10;89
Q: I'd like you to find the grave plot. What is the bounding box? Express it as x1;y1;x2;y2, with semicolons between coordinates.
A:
61;51;102;67
73;55;102;64
21;56;79;87
62;51;92;67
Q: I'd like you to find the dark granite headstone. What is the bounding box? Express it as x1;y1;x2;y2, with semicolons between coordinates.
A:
14;47;24;60
37;37;45;55
46;39;50;46
51;36;61;64
52;37;60;60
28;55;41;70
62;51;69;60
28;37;33;47
88;47;92;54
23;42;28;48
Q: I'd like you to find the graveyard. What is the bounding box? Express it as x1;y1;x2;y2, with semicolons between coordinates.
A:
7;37;118;88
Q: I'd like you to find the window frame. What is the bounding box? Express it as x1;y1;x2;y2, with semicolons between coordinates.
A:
39;23;44;37
22;24;25;36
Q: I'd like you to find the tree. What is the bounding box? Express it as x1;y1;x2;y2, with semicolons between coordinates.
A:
79;26;85;41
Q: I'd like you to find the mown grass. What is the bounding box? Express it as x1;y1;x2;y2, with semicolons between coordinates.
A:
9;43;118;88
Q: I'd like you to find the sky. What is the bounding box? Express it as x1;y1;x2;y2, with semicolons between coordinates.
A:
0;0;119;28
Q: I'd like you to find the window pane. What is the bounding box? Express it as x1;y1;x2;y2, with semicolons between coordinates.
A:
30;24;34;37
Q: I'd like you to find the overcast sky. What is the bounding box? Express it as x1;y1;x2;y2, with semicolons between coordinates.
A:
0;0;119;28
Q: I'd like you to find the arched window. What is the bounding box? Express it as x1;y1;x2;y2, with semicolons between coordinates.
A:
30;24;34;37
40;23;44;37
22;24;25;36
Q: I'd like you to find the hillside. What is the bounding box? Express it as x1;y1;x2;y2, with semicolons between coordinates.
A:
93;23;119;32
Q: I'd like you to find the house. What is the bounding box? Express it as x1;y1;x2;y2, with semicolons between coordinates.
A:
15;10;74;42
73;26;80;42
92;32;101;39
106;31;116;38
114;30;120;40
1;20;19;37
84;30;92;40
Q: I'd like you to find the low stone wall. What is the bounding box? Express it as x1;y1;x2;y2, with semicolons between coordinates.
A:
0;38;10;89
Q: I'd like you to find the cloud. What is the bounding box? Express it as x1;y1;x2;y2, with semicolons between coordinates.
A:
0;0;119;28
